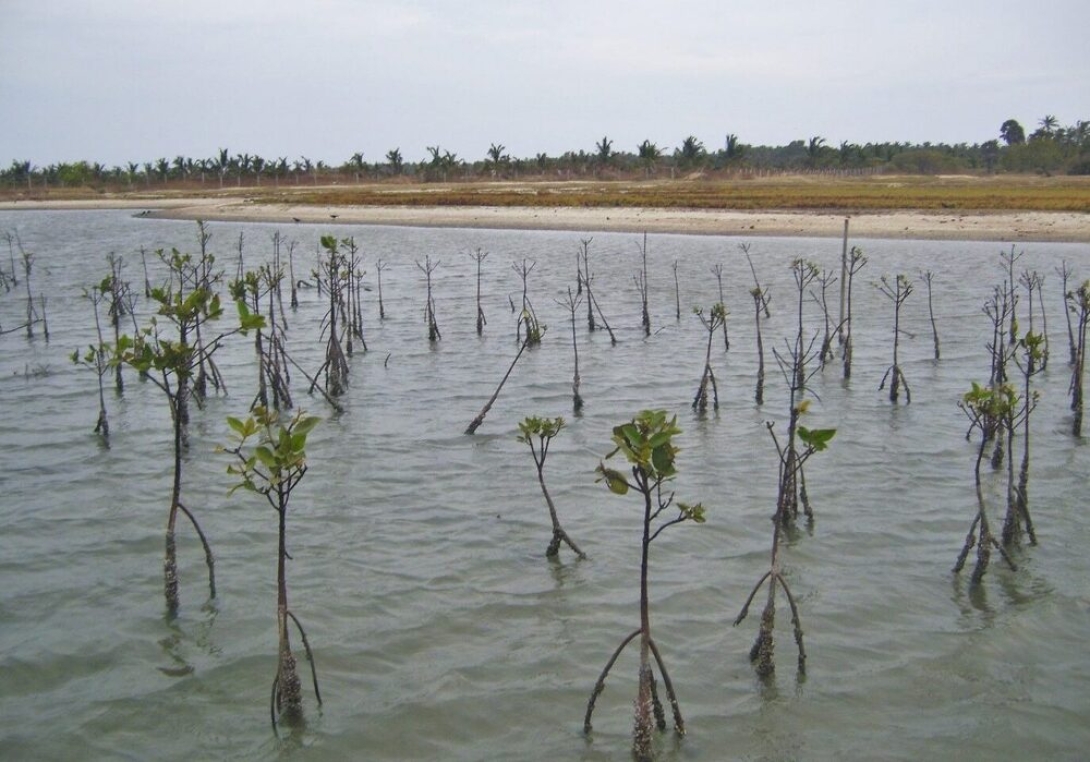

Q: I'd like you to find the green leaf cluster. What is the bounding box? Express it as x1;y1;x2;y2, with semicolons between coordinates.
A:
224;407;320;498
517;415;564;443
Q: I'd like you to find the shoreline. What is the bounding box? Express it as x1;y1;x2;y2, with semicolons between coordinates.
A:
2;197;1087;242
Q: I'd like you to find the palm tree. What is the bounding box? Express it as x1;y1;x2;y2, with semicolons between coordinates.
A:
252;156;266;186
675;135;706;171
350;152;365;183
1039;115;1059;136
725;133;744;161
637;140;660;175
214;148;230;188
385;148;403;176
486;143;509;176
595;136;613;166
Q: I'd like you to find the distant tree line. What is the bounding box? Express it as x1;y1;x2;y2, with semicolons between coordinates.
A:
4;116;1088;192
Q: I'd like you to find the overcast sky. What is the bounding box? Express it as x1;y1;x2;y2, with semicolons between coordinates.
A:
2;0;1088;168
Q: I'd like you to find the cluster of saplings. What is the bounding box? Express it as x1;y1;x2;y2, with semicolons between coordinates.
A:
3;219;1081;759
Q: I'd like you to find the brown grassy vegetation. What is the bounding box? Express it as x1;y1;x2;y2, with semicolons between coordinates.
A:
4;174;1089;213
252;175;1090;213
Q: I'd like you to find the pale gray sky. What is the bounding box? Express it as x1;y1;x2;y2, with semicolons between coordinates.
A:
2;0;1087;168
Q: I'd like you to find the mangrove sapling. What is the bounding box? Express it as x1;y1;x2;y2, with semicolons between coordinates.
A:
635;233;651;338
920;270;941;361
1068;280;1090;437
512;259;542;346
809;268;837;368
103;253;136;393
113;248;265;616
416;255;442;342
191;222;227;400
1058;261;1077;365
140;246;152;297
341;236;367;356
954;383;1020;585
517;416;586;558
311;236;351;397
471;248;488;334
555;287;584;412
223;407;323;731
1003;332;1043;546
231;265;293;411
671;260;681;321
465;313;544;435
18;235;40;338
841;246;867;380
72;284;112;437
375;259;387;320
743;244;771;319
2;230;18;289
711;263;730;351
735;416;834;678
692;303;726;413
587;410;706;761
876;274;914;404
1021;270;1049;371
580;239;596;331
770;260;828;523
751;286;770;405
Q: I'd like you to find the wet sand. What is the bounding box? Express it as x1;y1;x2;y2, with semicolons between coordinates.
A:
3;197;1087;242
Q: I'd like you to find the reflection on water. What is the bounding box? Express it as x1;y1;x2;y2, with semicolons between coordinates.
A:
1;209;1089;760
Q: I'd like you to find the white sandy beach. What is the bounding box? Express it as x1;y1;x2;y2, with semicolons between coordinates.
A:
2;197;1087;242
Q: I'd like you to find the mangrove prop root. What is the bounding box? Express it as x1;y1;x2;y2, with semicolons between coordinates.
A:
164;530;179;617
777;575;808;674
648;637;684;735
584;628;640;733
177;501;216;600
287;609;323;706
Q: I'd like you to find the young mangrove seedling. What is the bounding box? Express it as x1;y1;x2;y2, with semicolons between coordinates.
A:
72;282;113;438
920;270;941;361
311;235;351;397
517;416;586;558
692;303;726;413
954;383;1020;585
586;410;706;762
711;263;731;351
634;232;651;338
223;407;323;732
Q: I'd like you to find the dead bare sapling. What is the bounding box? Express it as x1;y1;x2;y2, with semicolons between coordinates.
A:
841;246;867;379
512;258;543;346
517;416;586;558
691;303;726;413
416;254;442;342
711;263;730;351
587;410;706;761
920;270;941;360
634;232;650;337
471;248;488;335
579;238;617;345
1067;280;1090;437
876;274;913;404
750;285;770;405
555;287;584;412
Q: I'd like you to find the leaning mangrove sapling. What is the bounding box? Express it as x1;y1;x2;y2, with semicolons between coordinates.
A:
223;407;323;731
586;410;706;761
465;313;544;435
517;416;586;558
